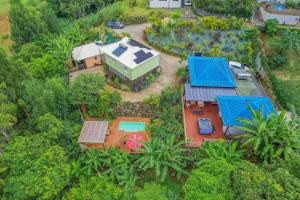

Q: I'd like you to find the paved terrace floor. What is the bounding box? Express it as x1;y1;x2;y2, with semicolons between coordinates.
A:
104;117;151;152
183;103;225;147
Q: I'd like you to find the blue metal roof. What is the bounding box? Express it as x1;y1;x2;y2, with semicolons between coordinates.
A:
188;56;237;88
217;96;276;126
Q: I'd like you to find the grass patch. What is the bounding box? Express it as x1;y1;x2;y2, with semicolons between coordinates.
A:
264;35;300;81
274;52;300;80
0;0;9;16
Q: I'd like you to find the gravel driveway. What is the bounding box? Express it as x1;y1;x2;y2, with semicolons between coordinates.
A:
113;23;186;102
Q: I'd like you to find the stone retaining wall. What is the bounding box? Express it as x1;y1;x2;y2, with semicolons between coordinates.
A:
114;102;159;118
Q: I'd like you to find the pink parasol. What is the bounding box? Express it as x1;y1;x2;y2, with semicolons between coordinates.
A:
126;134;145;151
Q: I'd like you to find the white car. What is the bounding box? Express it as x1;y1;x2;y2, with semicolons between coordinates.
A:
229;61;250;71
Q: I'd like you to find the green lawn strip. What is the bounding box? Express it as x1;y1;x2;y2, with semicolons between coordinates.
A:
0;0;9;16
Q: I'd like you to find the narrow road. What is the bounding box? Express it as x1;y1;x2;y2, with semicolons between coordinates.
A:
113;23;186;102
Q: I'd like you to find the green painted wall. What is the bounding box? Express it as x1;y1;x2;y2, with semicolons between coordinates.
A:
103;54;160;81
131;56;160;80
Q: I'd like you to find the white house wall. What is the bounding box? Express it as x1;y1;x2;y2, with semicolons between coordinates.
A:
149;0;182;8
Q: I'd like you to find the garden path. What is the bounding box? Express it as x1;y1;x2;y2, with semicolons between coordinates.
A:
113;23;186;102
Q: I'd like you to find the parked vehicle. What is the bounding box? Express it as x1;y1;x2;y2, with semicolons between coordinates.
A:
193;52;203;57
107;20;124;29
185;0;192;6
229;61;250;71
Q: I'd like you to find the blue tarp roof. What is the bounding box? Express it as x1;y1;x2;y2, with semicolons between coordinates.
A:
217;96;276;126
188;56;237;88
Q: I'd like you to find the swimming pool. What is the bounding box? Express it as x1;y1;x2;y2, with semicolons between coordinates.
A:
272;4;287;11
119;121;145;132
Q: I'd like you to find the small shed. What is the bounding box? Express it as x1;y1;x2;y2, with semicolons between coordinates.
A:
72;41;104;69
78;121;109;149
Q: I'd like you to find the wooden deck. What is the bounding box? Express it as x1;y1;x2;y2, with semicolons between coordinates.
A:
182;103;225;147
104;117;151;152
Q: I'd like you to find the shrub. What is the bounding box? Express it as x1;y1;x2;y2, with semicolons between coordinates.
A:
121;13;148;25
194;0;257;18
265;19;279;36
176;67;188;82
210;45;221;57
267;40;289;69
184;159;236;200
198;16;244;31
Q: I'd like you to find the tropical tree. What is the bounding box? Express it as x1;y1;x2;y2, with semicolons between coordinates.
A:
97;89;121;119
148;106;184;140
196;140;244;164
282;30;300;53
70;74;105;108
0;49;27;100
265;19;279;36
135;135;188;182
0;163;7;194
232;161;300;200
9;0;48;45
26;54;68;80
22;78;72;125
0;85;17;144
1;135;70;199
184;159;236;200
78;148;134;185
236;108;300;162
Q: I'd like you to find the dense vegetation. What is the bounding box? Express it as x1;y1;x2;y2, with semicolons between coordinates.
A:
262;19;300;113
193;0;258;18
0;0;299;199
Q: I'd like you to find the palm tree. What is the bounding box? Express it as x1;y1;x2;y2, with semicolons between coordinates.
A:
236;108;300;163
135;135;188;182
100;148;133;185
282;30;300;53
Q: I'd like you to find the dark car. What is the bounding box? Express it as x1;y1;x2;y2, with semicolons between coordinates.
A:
107;20;124;29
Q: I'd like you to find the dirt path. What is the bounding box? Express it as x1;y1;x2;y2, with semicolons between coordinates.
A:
113;23;186;102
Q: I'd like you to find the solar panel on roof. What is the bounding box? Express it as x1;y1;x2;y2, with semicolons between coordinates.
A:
134;52;153;64
127;39;150;50
112;45;127;57
134;50;145;57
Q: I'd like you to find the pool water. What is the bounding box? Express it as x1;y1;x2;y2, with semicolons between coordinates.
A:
119;121;145;132
272;4;287;11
